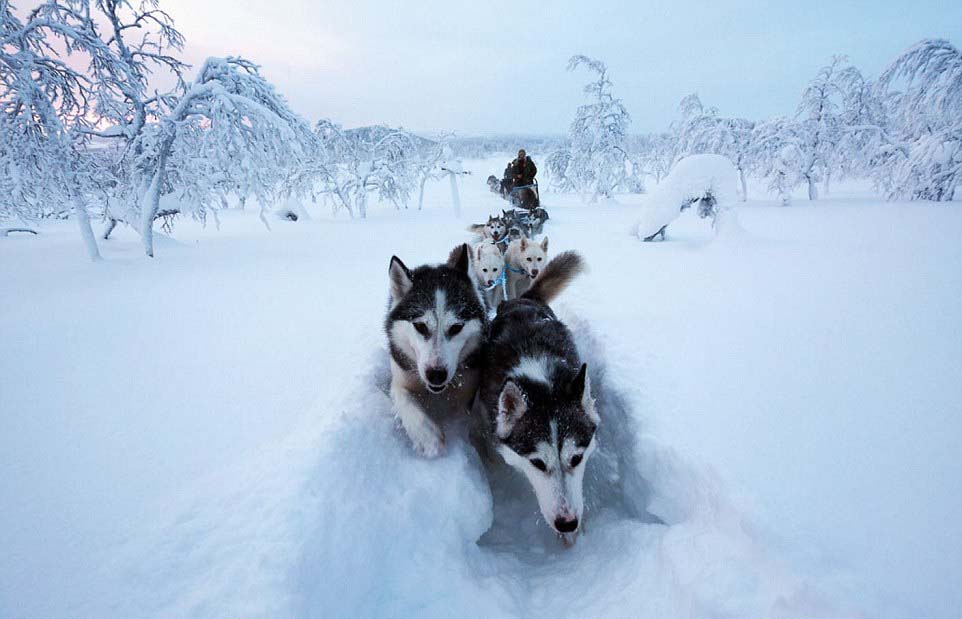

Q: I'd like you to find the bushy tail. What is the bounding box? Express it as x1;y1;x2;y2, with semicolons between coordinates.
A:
521;251;586;304
466;223;485;234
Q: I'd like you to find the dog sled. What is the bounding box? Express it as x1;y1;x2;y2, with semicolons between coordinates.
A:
507;179;540;210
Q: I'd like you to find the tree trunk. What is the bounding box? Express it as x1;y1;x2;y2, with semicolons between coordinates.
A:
141;136;174;257
738;167;747;202
807;175;818;200
448;172;461;217
418;175;428;210
71;188;101;261
823;171;831;196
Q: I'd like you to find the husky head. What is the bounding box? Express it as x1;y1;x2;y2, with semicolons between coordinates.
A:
473;242;504;288
483;215;507;241
517;236;549;279
495;362;599;536
387;245;485;394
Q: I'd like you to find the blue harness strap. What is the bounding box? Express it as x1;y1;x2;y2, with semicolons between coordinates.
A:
506;265;526;275
484;269;508;296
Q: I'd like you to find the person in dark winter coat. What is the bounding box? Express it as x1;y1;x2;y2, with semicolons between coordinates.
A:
508;149;537;187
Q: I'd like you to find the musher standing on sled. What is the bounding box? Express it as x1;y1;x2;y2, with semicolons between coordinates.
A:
501;149;537;196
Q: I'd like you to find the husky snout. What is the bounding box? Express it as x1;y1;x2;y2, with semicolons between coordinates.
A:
553;515;579;534
425;367;448;391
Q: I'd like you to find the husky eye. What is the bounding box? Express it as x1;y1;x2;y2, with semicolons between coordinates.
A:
482;268;488;272
526;257;533;262
570;454;583;468
492;267;498;271
413;322;430;338
537;257;543;261
447;323;464;337
529;458;547;472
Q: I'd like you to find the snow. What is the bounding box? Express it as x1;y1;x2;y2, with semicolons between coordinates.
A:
635;154;740;239
2;158;961;619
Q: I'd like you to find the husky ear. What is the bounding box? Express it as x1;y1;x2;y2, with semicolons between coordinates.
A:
389;256;413;302
540;236;549;252
496;380;528;439
520;236;529;251
447;243;470;274
571;363;599;424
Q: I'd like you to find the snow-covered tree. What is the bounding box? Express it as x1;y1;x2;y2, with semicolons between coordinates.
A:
673;93;755;200
794;56;865;199
874;39;962;201
0;0;113;259
134;56;313;256
750;117;804;205
560;55;635;201
78;0;188;238
413;134;449;210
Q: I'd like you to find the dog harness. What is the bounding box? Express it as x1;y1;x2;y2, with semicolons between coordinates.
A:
506;265;527;275
484;269;508;296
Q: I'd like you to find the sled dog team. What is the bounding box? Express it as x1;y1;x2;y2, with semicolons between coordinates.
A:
386;213;597;543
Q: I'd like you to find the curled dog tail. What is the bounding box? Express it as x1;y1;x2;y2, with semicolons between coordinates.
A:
466;223;486;234
522;251;586;304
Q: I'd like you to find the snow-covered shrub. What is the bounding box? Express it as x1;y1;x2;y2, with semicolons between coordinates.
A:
635;154;740;241
309;122;423;218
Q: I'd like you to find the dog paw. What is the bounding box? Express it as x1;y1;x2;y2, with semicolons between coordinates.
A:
404;417;445;458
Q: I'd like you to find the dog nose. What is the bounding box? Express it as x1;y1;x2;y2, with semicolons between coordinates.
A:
425;368;448;386
531;268;540;277
554;516;579;533
487;279;494;286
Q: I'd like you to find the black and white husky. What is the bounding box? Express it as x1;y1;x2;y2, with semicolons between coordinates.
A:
386;244;487;457
477;251;598;540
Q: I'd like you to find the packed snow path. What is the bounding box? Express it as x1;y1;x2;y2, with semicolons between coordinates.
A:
2;159;960;619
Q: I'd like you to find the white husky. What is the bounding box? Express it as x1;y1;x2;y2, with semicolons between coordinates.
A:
472;242;507;310
504;236;548;299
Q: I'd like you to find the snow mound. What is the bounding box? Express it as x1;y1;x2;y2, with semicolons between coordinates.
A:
636;154;740;240
97;316;841;619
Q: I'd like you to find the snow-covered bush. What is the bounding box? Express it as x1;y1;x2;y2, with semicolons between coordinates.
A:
874;39;962;201
309;122;423;218
635;154;740;241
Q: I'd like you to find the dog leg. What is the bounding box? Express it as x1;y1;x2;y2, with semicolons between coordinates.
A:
391;376;445;458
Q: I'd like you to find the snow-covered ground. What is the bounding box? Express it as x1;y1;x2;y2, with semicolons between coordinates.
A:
2;158;960;619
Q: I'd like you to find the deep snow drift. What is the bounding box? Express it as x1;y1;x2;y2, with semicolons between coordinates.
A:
1;158;960;619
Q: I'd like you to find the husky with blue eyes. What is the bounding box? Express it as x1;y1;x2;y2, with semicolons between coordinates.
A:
477;251;597;543
386;244;487;457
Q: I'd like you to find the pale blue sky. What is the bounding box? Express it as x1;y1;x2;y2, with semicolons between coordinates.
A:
164;0;962;135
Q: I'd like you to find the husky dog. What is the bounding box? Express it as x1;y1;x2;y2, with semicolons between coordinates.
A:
504;235;548;299
472;241;507;310
502;208;548;239
386;245;487;457
477;251;596;541
486;175;501;194
467;215;508;245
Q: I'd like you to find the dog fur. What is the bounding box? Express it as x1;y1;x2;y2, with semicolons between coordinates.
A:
386;244;487;457
476;251;596;542
504;235;549;299
473;241;507;310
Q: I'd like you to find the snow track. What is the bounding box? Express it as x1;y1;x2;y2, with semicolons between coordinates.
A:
91;325;834;619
